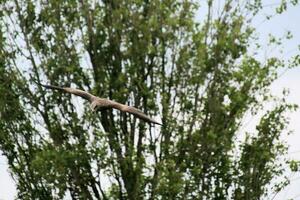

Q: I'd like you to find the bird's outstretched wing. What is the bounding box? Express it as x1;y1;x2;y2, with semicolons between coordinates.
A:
112;103;162;125
38;83;94;102
38;83;162;125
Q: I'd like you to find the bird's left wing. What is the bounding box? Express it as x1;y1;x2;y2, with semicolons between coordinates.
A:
38;83;94;102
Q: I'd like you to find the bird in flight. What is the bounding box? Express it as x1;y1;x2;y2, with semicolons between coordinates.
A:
38;83;162;125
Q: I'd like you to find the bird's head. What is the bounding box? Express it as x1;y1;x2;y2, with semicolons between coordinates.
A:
90;101;98;112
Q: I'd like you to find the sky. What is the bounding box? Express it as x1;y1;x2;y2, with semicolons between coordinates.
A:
1;1;300;200
257;3;300;199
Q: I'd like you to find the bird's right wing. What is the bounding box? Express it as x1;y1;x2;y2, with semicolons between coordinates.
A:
112;103;162;125
39;83;94;102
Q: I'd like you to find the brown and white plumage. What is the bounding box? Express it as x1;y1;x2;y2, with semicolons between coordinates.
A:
39;83;162;125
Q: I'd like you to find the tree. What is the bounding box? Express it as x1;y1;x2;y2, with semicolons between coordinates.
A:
0;0;299;199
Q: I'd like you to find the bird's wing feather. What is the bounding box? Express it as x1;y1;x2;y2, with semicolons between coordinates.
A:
39;83;94;101
112;103;162;125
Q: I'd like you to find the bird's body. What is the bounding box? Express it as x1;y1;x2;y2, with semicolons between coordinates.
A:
39;83;162;125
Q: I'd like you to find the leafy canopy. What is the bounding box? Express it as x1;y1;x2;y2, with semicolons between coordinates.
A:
0;0;299;199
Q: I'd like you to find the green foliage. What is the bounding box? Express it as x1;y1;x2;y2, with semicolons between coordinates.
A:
0;0;299;199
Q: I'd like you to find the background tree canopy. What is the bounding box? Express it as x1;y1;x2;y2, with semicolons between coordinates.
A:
0;0;299;199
